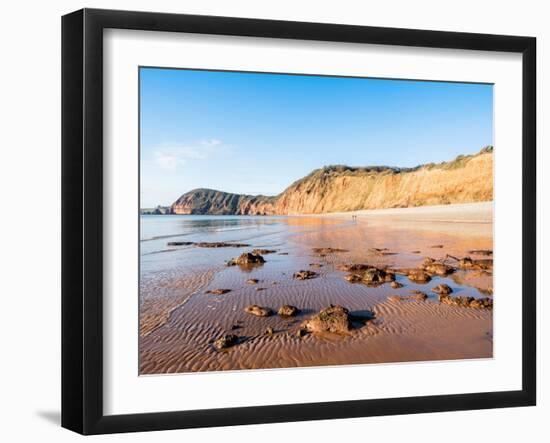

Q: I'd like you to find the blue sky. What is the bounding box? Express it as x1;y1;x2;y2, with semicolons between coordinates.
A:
140;67;493;207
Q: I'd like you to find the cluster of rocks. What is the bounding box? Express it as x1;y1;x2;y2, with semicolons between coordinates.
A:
212;244;494;352
438;293;493;309
212;303;301;350
338;264;395;286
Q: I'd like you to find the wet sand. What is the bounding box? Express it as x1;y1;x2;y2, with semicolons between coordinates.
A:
139;202;493;374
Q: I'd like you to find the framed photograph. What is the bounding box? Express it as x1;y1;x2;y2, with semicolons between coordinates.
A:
62;8;536;435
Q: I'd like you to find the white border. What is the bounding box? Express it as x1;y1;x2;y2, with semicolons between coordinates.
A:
103;29;523;415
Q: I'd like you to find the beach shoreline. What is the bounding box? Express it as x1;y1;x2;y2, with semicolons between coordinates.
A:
139;201;493;374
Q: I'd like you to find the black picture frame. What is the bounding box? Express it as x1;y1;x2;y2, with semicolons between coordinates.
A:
62;8;537;435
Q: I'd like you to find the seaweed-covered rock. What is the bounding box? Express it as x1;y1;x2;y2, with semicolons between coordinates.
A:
301;305;351;334
244;305;272;317
278;305;299;317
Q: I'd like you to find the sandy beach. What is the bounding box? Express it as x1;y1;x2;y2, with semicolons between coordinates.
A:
139;202;493;374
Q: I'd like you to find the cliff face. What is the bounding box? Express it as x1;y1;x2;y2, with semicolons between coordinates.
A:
171;147;493;215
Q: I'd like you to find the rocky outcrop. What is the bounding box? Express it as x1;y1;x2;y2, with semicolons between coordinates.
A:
171;188;277;215
140;205;172;215
301;305;352;334
171;147;493;215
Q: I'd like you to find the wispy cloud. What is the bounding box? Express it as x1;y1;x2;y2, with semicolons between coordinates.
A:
152;139;225;171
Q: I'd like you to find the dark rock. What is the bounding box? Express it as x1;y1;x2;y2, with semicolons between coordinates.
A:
213;334;238;350
430;244;444;248
362;268;387;284
296;328;307;338
265;327;274;335
309;263;323;268
293;270;318;280
167;241;194;246
227;252;266;267
246;278;259;285
278;305;299;317
244;305;272;317
301;305;351;334
390;281;404;289
411;250;421;254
